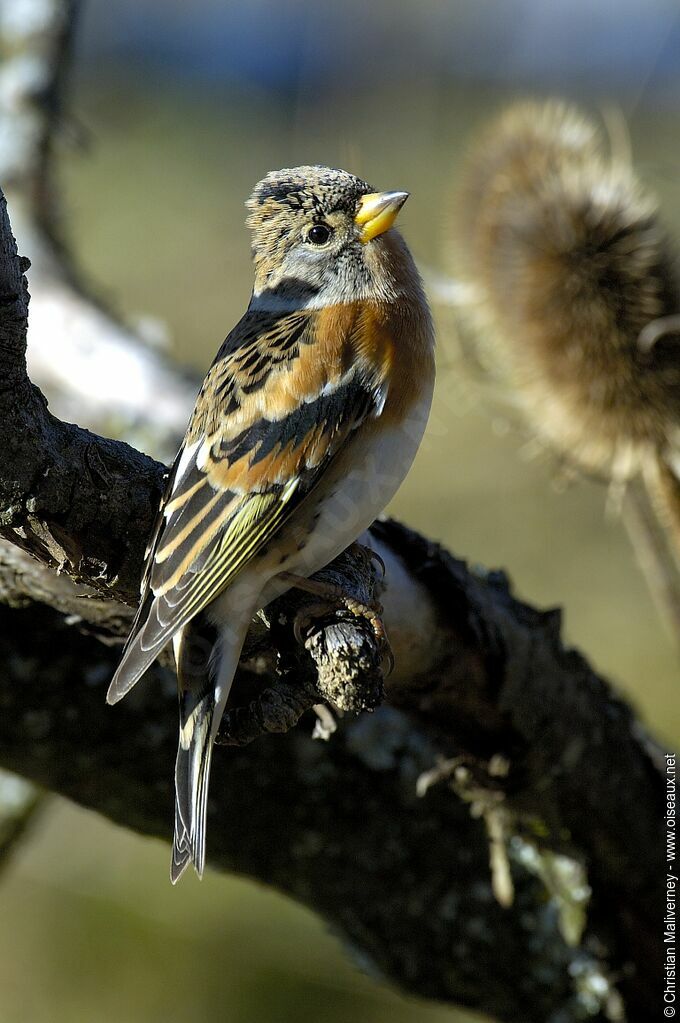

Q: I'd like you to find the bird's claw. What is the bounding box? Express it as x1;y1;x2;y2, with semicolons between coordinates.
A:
292;590;391;671
347;541;386;581
368;548;387;581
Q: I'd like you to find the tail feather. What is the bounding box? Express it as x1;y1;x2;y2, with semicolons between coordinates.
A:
169;612;237;883
171;698;215;884
168;596;257;882
170;806;191;884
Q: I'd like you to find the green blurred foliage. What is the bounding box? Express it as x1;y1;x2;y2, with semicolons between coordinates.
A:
2;72;678;1022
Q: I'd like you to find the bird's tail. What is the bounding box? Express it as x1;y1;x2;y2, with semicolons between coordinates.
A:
169;611;247;883
170;616;219;884
171;686;216;884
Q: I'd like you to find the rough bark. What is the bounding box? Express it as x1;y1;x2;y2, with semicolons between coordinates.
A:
0;550;661;1023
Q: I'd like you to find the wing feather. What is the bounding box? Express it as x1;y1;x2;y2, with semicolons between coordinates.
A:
107;306;388;703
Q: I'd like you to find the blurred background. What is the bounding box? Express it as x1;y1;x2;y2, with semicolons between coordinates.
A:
2;1;680;1020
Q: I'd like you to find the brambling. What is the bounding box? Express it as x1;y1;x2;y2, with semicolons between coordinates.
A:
107;166;435;882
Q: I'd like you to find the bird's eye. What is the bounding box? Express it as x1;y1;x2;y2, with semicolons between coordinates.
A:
306;223;332;246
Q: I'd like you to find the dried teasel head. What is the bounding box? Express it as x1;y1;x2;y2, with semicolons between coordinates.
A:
451;99;680;627
453;100;680;483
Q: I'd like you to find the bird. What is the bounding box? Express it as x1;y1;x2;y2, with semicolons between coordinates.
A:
451;100;680;574
107;165;435;883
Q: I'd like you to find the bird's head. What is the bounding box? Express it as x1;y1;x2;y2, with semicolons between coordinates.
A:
245;165;413;310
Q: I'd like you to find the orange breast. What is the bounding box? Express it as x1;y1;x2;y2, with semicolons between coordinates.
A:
350;301;433;424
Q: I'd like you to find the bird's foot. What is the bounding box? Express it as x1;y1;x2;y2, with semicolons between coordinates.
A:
283;572;389;666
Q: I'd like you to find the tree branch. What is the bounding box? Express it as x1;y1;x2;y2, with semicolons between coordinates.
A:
0;523;662;1022
1;0;195;447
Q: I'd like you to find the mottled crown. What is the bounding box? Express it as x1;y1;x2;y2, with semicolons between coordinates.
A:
245;166;373;230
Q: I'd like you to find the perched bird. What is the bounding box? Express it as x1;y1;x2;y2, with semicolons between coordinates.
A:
452;101;680;565
107;166;435;882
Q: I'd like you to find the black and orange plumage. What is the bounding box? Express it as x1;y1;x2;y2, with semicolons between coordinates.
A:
108;167;435;881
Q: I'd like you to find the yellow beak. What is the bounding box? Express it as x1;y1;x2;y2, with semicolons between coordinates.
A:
355;190;409;243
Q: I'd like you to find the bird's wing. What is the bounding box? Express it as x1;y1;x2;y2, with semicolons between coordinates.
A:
107;305;390;702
